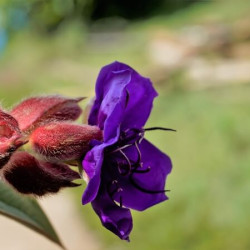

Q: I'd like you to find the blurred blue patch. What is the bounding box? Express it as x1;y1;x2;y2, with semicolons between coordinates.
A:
9;8;28;30
0;28;8;55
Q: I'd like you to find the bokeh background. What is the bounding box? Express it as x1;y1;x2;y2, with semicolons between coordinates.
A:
1;0;250;249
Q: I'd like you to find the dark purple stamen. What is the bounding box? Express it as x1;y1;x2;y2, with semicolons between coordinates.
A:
111;144;132;154
133;166;151;173
108;127;171;198
144;127;176;132
107;179;125;201
118;149;131;176
129;174;170;194
120;128;143;144
107;180;118;196
119;196;123;208
107;180;124;207
134;141;142;166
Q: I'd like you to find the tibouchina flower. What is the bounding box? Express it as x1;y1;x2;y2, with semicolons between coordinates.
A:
82;62;173;241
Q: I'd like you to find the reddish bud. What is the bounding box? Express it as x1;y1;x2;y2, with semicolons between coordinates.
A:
3;151;80;196
0;109;26;168
11;95;84;133
30;123;103;162
0;153;11;169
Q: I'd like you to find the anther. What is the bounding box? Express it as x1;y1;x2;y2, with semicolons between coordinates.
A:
118;149;132;175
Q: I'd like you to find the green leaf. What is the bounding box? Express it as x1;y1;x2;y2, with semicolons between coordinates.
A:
0;181;64;249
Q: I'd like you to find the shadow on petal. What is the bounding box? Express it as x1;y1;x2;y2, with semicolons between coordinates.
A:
91;185;132;241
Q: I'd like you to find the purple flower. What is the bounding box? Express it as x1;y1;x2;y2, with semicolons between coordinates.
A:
82;62;172;241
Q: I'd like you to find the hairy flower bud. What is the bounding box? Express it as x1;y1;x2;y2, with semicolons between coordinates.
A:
2;151;80;196
0;109;26;168
30;123;103;162
11;95;84;133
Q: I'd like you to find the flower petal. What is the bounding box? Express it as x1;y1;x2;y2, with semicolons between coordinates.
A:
113;139;172;211
88;61;130;127
121;71;157;130
89;65;132;142
91;186;132;241
11;95;84;133
88;61;157;141
82;144;104;204
82;132;119;204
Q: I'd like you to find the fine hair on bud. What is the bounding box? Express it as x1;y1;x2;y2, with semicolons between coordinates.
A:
30;122;103;162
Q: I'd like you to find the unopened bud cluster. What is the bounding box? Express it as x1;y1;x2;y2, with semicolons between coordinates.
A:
0;95;102;196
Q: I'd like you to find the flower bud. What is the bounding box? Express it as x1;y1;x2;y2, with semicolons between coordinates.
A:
0;109;26;168
3;151;80;196
0;153;11;169
30;122;103;162
11;95;84;133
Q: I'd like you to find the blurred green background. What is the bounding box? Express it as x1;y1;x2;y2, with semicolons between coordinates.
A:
1;0;250;249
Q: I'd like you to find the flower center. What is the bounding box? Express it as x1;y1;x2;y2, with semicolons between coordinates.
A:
106;127;175;207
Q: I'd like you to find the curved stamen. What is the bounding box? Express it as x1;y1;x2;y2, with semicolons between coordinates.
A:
134;141;142;167
124;128;141;134
107;181;124;207
111;144;133;153
107;180;118;197
112;180;118;185
138;135;144;144
132;166;151;174
144;127;176;132
110;188;119;197
130;128;144;141
117;161;131;176
113;188;123;206
129;174;170;194
122;128;143;142
118;149;132;176
119;196;123;208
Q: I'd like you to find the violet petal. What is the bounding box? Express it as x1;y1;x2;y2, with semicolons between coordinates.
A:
82;131;119;204
88;61;157;140
113;139;172;211
82;144;104;204
91;186;132;241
